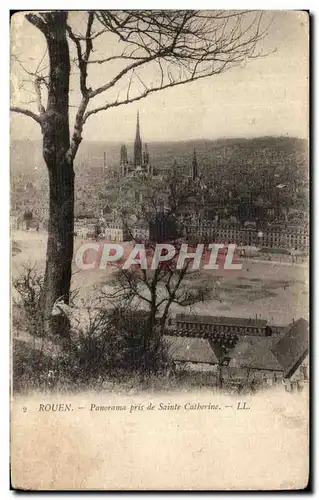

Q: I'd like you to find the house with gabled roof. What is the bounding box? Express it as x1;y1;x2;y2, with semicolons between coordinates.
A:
163;336;219;365
164;318;309;390
271;318;308;379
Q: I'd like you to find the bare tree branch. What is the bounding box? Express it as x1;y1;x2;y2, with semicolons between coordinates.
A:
11;53;48;114
87;54;145;64
78;10;269;121
66;12;95;161
34;77;45;114
14;10;270;138
10;107;42;124
25;13;48;34
83;68;222;122
66;12;94;97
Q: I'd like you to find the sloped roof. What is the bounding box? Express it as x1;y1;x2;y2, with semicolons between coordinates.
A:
227;340;255;363
246;349;283;371
227;335;284;371
163;335;219;364
227;319;309;376
271;318;309;377
76;212;96;219
209;341;225;362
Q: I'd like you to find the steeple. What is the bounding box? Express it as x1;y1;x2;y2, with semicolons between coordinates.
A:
120;144;128;165
143;143;149;165
134;111;142;167
192;148;198;181
120;145;128;176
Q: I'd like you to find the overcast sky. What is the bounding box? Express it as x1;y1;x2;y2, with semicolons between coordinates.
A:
11;10;308;143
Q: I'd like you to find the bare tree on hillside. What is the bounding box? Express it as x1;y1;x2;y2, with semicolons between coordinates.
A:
11;10;270;337
99;242;212;373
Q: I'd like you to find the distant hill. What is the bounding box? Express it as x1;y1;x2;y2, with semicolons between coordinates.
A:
10;136;308;217
11;136;308;176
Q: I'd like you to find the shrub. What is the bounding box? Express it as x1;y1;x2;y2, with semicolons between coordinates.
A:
12;264;45;338
12;267;174;393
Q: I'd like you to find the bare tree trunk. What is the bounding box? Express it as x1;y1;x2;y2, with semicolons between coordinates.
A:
44;162;74;337
218;364;223;390
144;303;156;374
39;13;73;337
143;274;159;374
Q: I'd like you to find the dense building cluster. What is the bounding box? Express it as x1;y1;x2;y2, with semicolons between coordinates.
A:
180;221;309;250
11;112;309;254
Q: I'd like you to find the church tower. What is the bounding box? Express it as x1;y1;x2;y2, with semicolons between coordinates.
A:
120;144;128;176
120;144;128;165
192;148;198;181
143;143;149;166
134;111;142;167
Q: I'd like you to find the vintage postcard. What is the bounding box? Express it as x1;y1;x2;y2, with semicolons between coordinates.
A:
10;10;309;490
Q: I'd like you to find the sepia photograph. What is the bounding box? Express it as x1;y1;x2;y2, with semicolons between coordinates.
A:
10;8;309;491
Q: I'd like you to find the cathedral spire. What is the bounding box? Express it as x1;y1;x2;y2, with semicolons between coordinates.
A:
192;148;198;181
136;110;140;135
134;111;142;167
